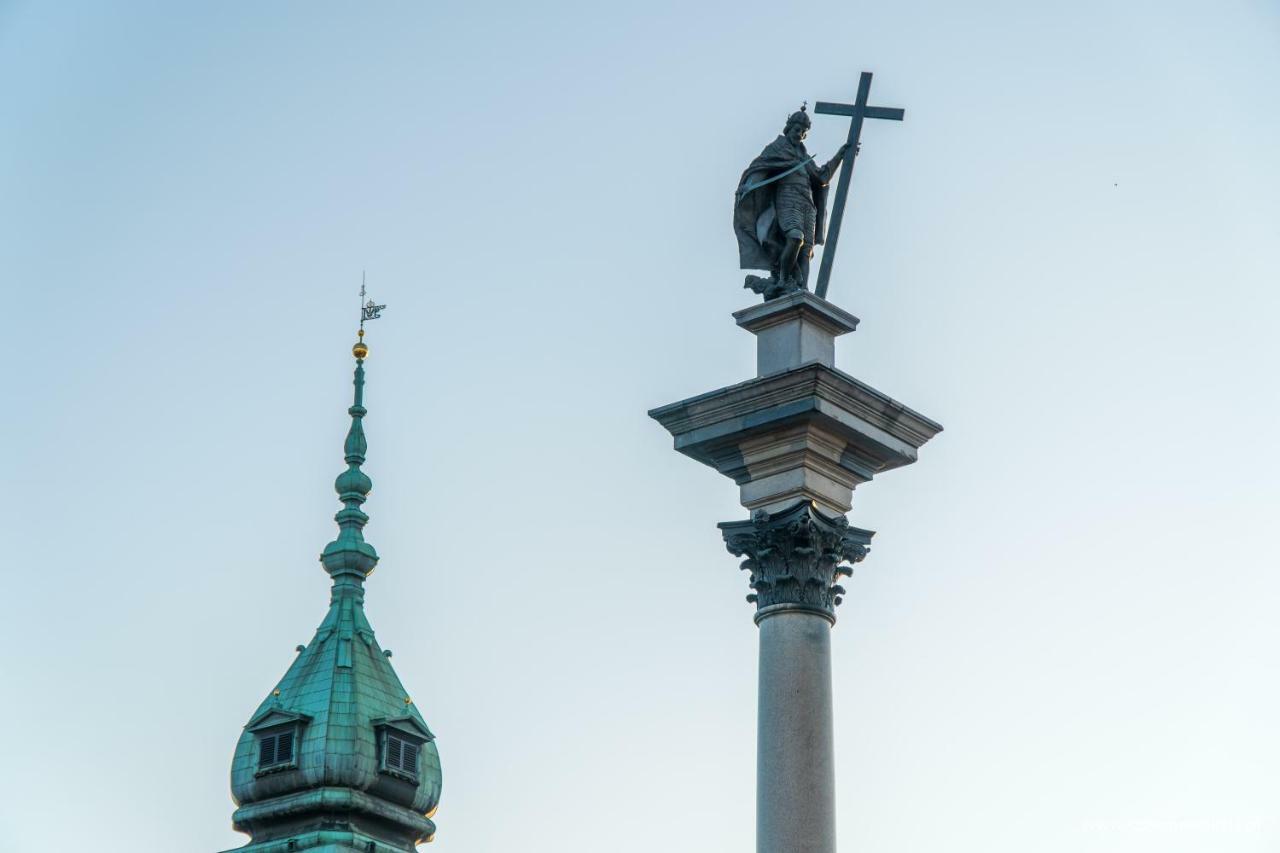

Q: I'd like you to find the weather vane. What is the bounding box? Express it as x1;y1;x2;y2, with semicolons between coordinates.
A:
359;271;386;332
353;272;386;360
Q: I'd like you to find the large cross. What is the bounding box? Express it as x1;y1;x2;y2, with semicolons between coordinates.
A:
813;71;904;300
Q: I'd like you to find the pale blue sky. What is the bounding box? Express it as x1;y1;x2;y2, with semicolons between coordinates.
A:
2;2;1279;852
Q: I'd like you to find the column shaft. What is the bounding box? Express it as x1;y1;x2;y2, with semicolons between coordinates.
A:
757;610;836;853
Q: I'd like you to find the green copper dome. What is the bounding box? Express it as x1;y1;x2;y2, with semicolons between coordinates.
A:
221;342;442;853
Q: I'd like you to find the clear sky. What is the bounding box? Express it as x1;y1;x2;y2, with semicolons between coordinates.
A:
2;2;1278;851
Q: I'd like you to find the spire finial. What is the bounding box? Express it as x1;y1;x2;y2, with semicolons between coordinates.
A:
355;272;386;359
321;280;387;583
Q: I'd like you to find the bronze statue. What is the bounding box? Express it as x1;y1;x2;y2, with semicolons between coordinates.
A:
734;105;852;301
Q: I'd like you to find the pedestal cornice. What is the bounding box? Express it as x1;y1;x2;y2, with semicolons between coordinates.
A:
734;291;859;331
649;362;942;514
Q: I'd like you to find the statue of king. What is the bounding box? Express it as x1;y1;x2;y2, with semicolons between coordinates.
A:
733;105;853;300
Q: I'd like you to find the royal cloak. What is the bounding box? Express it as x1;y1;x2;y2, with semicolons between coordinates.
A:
733;135;830;272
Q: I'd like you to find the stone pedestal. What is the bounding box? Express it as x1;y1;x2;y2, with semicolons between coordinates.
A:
734;290;860;377
650;291;941;853
650;292;940;517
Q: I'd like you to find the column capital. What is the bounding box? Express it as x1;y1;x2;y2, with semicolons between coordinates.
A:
719;501;873;623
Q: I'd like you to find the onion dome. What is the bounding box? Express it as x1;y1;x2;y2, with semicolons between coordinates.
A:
221;324;442;853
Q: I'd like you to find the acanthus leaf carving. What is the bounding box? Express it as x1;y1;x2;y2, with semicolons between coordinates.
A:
718;501;873;619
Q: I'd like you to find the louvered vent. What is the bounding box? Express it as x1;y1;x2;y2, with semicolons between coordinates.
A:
258;736;276;767
257;730;297;770
382;732;420;778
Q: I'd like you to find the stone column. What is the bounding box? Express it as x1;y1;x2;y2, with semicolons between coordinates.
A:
757;612;833;853
649;290;942;853
720;502;870;853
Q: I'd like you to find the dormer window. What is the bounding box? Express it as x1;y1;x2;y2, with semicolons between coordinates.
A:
374;715;434;783
383;731;419;778
245;708;311;777
258;729;295;769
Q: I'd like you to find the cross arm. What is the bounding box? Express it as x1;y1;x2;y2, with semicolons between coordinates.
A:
864;106;904;121
814;102;905;122
813;101;855;116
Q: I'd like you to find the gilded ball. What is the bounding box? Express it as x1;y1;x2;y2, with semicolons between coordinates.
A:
353;341;369;359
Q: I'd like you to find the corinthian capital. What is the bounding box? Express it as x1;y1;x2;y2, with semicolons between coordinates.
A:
718;501;873;622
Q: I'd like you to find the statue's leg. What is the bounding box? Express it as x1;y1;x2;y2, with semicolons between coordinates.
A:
779;233;803;288
795;245;812;290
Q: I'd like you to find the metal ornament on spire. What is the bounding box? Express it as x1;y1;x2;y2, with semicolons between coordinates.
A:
359;275;386;332
354;275;386;360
